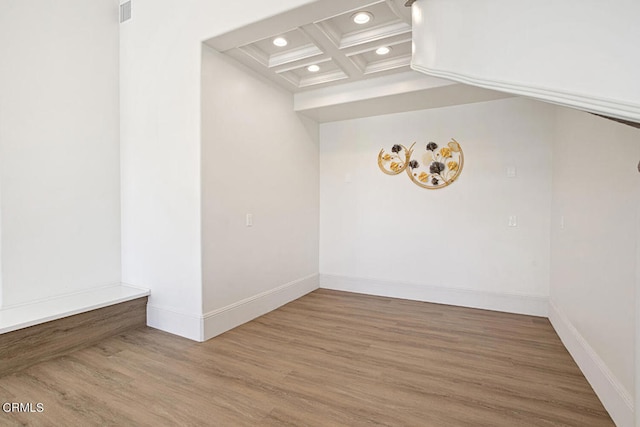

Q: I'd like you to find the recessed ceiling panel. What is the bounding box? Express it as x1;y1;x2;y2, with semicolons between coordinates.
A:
251;28;310;56
278;59;348;89
287;59;342;80
356;39;410;61
321;1;398;36
240;28;324;69
204;0;412;92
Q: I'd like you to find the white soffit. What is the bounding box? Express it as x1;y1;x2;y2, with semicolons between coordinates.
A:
294;71;454;110
204;0;413;93
296;76;514;123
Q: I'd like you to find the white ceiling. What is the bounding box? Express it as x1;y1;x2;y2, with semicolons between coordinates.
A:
204;0;513;122
205;0;412;93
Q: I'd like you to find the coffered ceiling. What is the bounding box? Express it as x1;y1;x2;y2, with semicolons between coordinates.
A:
205;0;412;93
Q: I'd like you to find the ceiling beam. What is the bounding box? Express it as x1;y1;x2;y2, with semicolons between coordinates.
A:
299;24;364;79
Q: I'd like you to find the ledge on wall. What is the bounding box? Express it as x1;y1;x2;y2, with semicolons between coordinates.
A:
0;284;149;335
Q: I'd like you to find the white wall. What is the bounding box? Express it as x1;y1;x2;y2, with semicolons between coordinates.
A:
0;0;121;307
200;46;319;339
637;198;640;427
319;97;554;315
549;108;639;427
119;0;316;339
411;0;640;123
637;199;640;427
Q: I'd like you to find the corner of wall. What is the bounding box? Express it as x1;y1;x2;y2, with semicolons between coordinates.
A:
636;164;640;427
548;300;634;427
146;304;204;342
202;273;319;341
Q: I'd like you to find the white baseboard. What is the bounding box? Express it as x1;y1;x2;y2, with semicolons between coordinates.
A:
320;274;548;317
146;304;203;342
145;274;319;342
548;300;634;427
202;273;319;341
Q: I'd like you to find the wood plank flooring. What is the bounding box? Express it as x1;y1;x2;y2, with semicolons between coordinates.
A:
0;290;613;426
0;297;147;377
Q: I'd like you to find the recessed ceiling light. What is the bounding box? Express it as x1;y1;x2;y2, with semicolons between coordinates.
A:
375;46;391;55
273;37;288;47
307;64;320;73
352;11;373;25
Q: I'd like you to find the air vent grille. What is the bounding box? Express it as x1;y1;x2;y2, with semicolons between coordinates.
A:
120;1;132;23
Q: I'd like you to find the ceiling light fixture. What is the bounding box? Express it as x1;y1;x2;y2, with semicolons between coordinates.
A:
307;64;320;73
273;37;288;47
352;11;373;25
375;46;391;55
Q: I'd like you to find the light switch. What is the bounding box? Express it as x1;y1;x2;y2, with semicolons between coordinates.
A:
345;173;352;183
508;215;517;227
560;216;565;230
246;213;253;227
506;166;517;178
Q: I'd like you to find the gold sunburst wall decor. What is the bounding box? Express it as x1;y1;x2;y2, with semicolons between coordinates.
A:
378;139;464;189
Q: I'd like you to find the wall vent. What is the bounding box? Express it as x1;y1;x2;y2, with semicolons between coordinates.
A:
120;1;132;23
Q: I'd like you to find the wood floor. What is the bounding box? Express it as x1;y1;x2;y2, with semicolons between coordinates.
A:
0;297;147;377
0;289;613;426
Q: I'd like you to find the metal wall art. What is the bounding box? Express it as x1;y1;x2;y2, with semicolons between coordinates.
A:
378;139;464;189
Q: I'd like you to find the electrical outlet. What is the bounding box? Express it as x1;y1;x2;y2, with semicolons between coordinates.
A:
506;166;517;178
